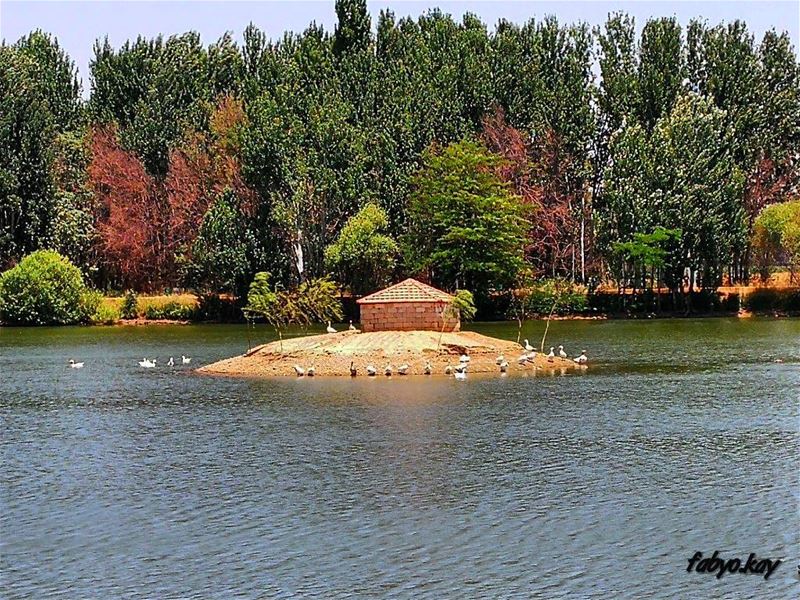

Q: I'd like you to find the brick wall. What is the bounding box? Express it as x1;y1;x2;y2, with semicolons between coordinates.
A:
359;301;460;332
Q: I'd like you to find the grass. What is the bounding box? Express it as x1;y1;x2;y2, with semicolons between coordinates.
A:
101;294;199;318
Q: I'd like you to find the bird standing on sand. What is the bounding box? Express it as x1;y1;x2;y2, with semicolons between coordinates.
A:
293;365;305;376
181;355;191;365
459;353;470;363
423;361;432;375
326;322;337;334
499;361;509;373
348;320;356;331
547;347;555;362
517;354;528;365
306;366;316;376
69;359;84;369
349;361;357;377
454;363;467;374
444;365;453;375
524;339;534;353
384;364;393;376
574;351;588;365
496;354;504;365
558;345;567;359
366;365;377;376
397;364;409;375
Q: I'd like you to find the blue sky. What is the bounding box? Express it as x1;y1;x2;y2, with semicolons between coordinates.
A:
2;1;798;96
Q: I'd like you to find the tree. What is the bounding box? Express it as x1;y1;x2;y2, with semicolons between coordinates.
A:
324;203;398;295
404;139;527;297
0;250;98;325
752;200;800;282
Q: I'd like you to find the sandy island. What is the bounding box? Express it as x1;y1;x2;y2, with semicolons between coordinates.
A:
198;329;582;377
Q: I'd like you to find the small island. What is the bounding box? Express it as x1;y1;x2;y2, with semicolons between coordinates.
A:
200;279;579;377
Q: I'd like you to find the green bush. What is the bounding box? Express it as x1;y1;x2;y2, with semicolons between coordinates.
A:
0;250;99;325
513;279;588;316
744;289;800;313
91;303;120;325
120;290;139;319
143;301;196;321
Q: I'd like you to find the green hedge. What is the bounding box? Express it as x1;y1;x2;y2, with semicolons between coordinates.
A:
509;279;589;317
743;289;800;313
143;301;197;321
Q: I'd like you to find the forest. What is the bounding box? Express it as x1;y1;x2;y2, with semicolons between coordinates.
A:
1;0;799;315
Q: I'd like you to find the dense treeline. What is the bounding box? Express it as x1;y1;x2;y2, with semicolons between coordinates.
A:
1;0;798;304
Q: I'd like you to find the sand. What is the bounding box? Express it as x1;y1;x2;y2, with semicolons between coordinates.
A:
198;329;582;378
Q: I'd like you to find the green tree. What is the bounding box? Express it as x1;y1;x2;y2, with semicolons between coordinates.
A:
0;250;98;325
752;200;800;281
404;139;527;296
324;203;398;295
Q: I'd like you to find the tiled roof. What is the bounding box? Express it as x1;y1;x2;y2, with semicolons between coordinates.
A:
357;278;454;304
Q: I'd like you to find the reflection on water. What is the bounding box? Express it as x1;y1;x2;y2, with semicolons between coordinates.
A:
1;319;798;598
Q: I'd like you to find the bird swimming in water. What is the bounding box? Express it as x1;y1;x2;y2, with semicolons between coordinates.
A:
423;361;432;375
454;363;467;374
139;358;156;368
547;347;555;362
181;355;191;365
326;322;337;334
349;361;357;377
574;351;588;365
167;357;174;367
366;364;377;376
558;345;567;359
397;364;409;375
69;359;84;369
524;339;534;353
293;365;305;376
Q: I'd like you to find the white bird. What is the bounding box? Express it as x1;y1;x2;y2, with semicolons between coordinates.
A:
349;361;357;377
306;366;316;377
68;359;84;369
444;365;453;375
574;351;588;365
384;364;393;376
495;354;504;365
499;360;509;373
326;322;337;334
558;345;567;359
423;361;432;375
547;347;555;362
167;357;174;367
293;364;305;376
181;355;191;365
524;339;534;353
517;354;528;365
527;350;537;362
459;353;470;363
454;363;467;374
366;364;377;376
454;370;467;380
348;320;356;331
397;364;409;375
139;358;155;368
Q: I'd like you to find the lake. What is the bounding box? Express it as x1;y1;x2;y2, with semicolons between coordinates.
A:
1;318;798;598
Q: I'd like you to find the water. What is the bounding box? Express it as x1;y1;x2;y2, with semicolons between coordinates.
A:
1;319;798;598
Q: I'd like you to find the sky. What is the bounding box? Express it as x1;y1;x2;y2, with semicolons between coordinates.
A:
2;0;798;97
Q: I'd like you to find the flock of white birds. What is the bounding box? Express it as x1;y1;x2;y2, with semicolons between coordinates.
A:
68;356;191;369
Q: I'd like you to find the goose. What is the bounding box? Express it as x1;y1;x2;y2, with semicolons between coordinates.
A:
499;360;509;373
167;357;174;367
293;364;305;376
349;361;357;377
574;351;588;365
181;355;191;365
459;353;470;363
397;364;409;375
517;354;528;365
524;339;534;353
366;364;377;377
495;354;504;365
384;364;393;376
454;363;467;374
326;322;337;334
306;366;316;377
454;369;467;380
558;345;567;359
68;359;84;369
444;365;453;375
547;347;555;362
138;358;155;368
423;361;432;375
348;320;357;331
527;350;537;362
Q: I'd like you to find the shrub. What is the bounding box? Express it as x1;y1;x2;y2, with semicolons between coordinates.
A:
92;303;120;325
120;290;138;319
196;293;242;322
144;301;196;321
511;279;588;316
744;289;800;313
0;250;98;325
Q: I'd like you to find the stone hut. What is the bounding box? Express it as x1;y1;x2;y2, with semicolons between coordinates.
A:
357;278;460;332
